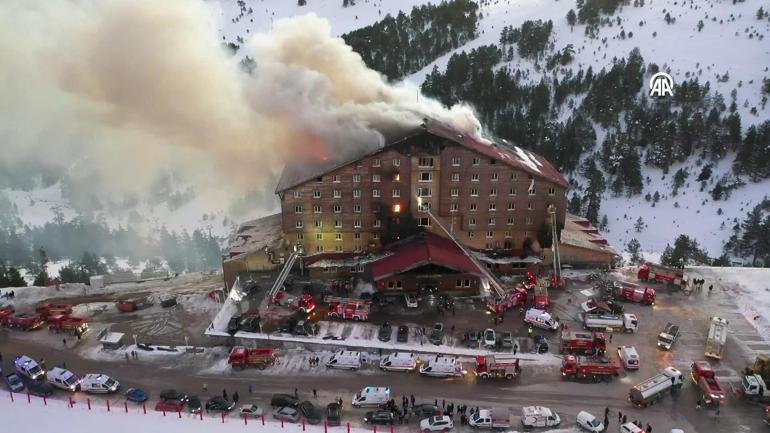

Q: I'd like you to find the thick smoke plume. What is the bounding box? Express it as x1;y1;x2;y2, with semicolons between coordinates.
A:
0;0;483;216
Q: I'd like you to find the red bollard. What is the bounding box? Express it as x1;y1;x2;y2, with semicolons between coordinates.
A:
390;425;394;433
221;411;225;423
107;400;111;412
43;396;47;406
143;403;146;414
347;422;351;433
302;418;306;431
69;397;74;408
324;420;328;433
243;415;248;425
163;409;166;417
281;419;284;429
87;398;91;410
9;391;14;402
261;414;265;425
199;410;203;420
27;392;31;404
125;401;128;413
373;425;377;433
178;409;182;419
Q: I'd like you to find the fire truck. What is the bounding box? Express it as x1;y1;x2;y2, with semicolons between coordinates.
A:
36;302;73;318
326;297;371;321
272;291;316;314
691;360;726;406
614;283;655;305
705;316;729;360
47;314;89;336
533;286;549;311
523;272;538;291
560;355;620;381
474;354;521;380
559;331;607;355
637;263;684;288
487;287;527;314
228;347;277;370
3;312;45;331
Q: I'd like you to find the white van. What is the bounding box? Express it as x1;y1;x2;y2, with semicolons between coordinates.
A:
14;355;44;380
379;352;417;372
618;346;640;370
46;367;80;391
619;422;644;433
524;309;559;331
352;386;391;407
326;350;362;371
575;411;604;432
418;355;465;378
80;374;120;394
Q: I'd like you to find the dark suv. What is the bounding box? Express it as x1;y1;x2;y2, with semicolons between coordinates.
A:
271;394;299;408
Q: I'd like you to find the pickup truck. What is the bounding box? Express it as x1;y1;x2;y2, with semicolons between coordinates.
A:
468;407;511;429
657;322;679;350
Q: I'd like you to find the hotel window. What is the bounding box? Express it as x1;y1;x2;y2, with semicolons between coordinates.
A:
392;189;401;198
471;173;479;182
316;233;323;240
451;157;461;166
315;176;323;183
333;190;341;198
373;233;379;240
353;174;361;183
491;172;499;181
528;186;536;196
488;218;496;226
372;189;381;198
354;233;362;240
372;158;381;167
470;188;479;197
468;231;475;239
528;174;534;180
333;175;341;183
297;233;304;241
294;206;303;213
313;205;322;213
335;233;342;241
451;173;460;182
450;203;459;212
293;191;301;199
354;205;361;213
451;188;459;197
418;157;434;167
315;220;322;228
392;173;401;182
528;202;535;210
295;221;304;228
470;203;477;211
548;187;556;196
418;202;432;211
469;218;477;226
392;203;401;213
486;231;494;238
509;187;518;196
417;217;431;227
419;172;433;182
418;187;432;197
526;216;533;225
335;245;343;252
511;173;519;181
490;188;498;196
354;244;362;252
313;190;321;198
353;190;361;198
393;158;401;167
316;245;324;253
335;220;342;228
507;202;515;211
374;219;381;228
372;174;381;183
507;217;515;225
489;203;497;211
334;205;342;213
472;157;480;166
456;279;471;288
505;230;512;238
354;219;362;228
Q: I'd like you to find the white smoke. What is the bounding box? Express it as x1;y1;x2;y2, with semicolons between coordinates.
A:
0;0;484;217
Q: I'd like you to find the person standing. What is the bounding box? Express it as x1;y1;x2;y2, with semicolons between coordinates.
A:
294;388;298;399
646;424;652;433
618;411;622;423
233;392;239;404
410;395;415;406
62;338;67;347
313;389;317;398
222;389;228;400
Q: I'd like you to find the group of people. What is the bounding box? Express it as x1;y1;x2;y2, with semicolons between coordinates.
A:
124;350;140;361
616;409;654;432
307;355;321;367
689;278;713;293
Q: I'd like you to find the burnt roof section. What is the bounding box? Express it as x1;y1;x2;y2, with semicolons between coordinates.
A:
275;118;568;193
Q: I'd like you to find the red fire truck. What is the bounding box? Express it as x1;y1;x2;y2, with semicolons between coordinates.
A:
4;312;45;331
523;272;538;291
691;360;726;406
637;263;684;287
228;347;277;370
615;283;655;305
36;302;73;318
272;291;316;314
326;297;371;321
560;355;620;381
474;354;521;380
559;331;607;355
487;287;527;313
47;314;89;336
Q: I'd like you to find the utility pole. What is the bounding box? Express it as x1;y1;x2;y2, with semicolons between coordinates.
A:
548;204;562;281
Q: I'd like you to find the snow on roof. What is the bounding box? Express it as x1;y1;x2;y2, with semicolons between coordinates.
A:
226;213;284;259
472;251;542;265
560;213;618;255
305;250;394;269
98;332;124;344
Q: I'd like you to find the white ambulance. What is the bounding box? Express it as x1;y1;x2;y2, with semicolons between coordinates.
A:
418;355;465;378
352;386;391;407
46;367;81;391
524;309;560;331
14;355;44;380
326;350;363;370
618;346;640;370
80;374;120;394
379;352;418;372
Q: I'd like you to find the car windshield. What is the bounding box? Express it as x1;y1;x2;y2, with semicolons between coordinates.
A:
589;419;600;427
9;375;22;384
29;365;42;375
659;335;673;344
105;378;117;387
64;375;78;386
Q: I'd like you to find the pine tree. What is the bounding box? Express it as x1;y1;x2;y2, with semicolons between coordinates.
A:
5;267;26;287
697;20;704;31
758;6;765;20
33;270;48;287
566;9;577;27
634;216;645;232
297;0;307;5
626;238;642;264
567;194;583;215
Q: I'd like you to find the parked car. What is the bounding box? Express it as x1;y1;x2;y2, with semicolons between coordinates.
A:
294;320;320;336
4;372;25;392
279;317;298;334
397;325;409;343
499;331;514;349
187;395;202;413
227;315;242;335
464;330;479;348
326;402;342;426
124;388;148;403
619;422;645;433
271;394;299;408
299;401;323;424
378;322;393;342
240;404;264;417
239;314;261;333
273;406;301;423
483;329;496;349
576;411;604;432
429;323;444;345
26;380;54;397
206;396;235;412
420;415;454;432
404;294;419;308
155;400;185;412
364;410;394;425
533;335;549;353
160;389;188;403
412;404;441;418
